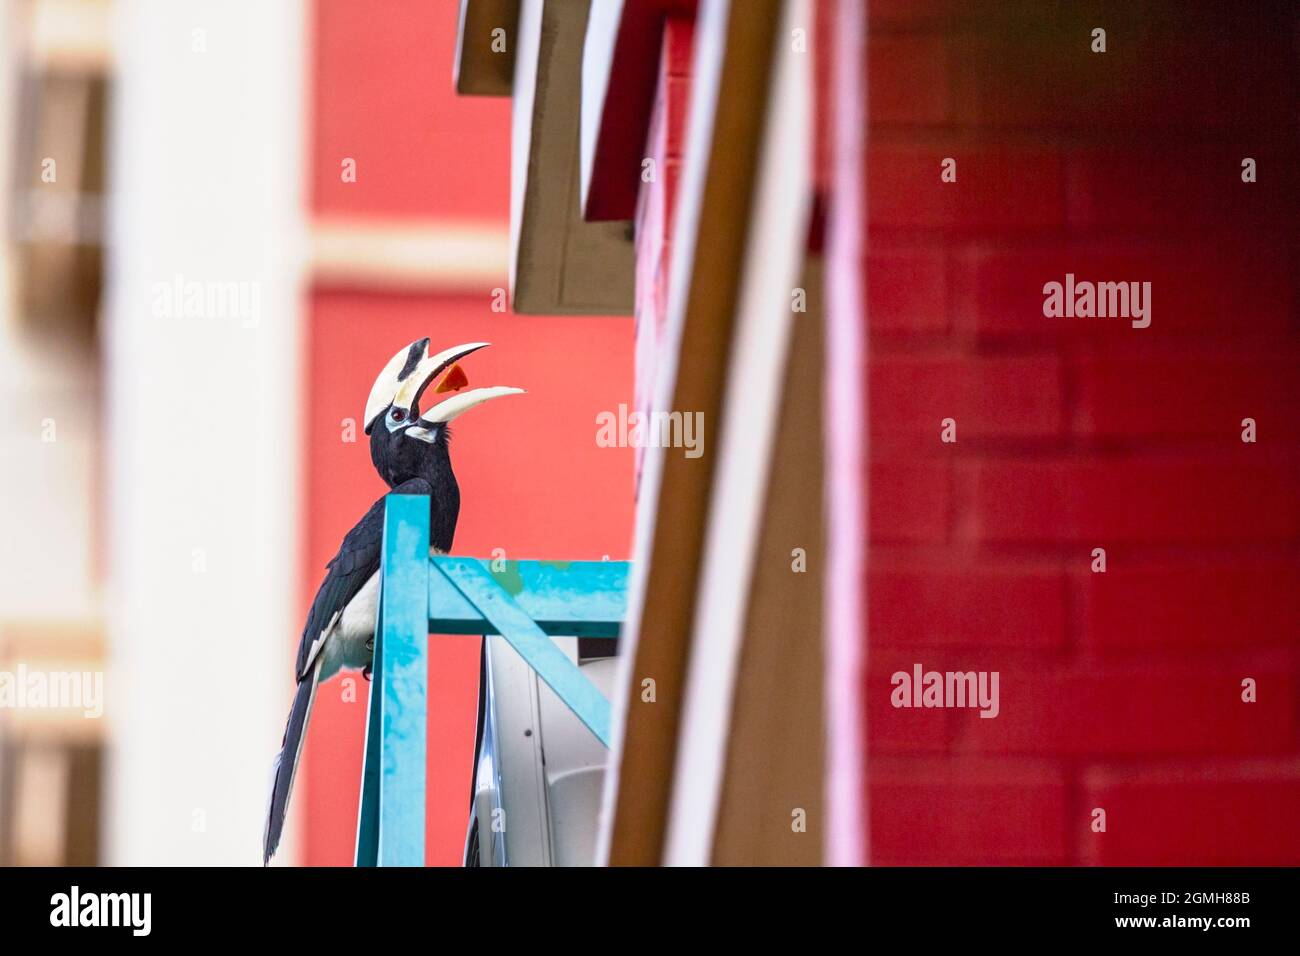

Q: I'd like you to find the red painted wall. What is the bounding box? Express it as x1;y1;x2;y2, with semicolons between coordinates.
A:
312;0;511;222
859;0;1300;864
302;1;634;865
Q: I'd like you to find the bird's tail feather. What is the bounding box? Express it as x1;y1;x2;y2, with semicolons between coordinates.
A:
263;659;321;865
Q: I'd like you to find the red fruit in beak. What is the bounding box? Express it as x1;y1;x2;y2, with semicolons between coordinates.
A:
434;363;469;393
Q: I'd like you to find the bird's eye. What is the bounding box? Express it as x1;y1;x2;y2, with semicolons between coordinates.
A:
391;408;406;423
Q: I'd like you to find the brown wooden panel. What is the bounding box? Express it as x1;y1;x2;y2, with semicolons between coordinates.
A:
603;0;783;866
455;0;520;96
711;256;825;866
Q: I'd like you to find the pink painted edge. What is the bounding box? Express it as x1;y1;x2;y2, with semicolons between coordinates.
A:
823;0;868;867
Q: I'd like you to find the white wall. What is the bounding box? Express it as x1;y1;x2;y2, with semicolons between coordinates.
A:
104;0;305;865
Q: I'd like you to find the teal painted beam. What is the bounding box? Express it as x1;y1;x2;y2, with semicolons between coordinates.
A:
355;494;430;867
357;501;626;866
428;557;628;637
436;559;613;747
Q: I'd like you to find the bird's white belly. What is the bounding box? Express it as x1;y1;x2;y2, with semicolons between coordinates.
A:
318;571;379;682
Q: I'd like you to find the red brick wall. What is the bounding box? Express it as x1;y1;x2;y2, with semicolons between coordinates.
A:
862;1;1300;864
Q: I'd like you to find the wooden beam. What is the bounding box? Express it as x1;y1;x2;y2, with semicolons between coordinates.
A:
454;0;520;96
710;255;824;866
579;0;697;221
597;0;782;867
663;0;814;865
510;0;634;314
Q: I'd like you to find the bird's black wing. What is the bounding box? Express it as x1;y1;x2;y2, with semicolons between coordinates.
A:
294;477;432;680
265;478;432;864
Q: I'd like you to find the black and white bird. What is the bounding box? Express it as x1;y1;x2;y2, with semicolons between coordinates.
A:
263;338;522;864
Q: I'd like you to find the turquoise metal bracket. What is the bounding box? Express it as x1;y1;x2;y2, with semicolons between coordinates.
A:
436;559;613;746
355;495;628;867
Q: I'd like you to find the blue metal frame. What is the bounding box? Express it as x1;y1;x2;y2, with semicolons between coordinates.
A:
355;495;628;866
436;559;614;745
355;494;430;867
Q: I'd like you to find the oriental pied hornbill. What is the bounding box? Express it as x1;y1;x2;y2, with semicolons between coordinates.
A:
263;338;522;864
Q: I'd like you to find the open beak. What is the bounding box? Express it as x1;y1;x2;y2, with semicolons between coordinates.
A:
395;342;523;442
365;339;523;436
404;385;525;441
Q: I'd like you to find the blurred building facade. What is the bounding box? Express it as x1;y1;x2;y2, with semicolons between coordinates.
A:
0;0;109;866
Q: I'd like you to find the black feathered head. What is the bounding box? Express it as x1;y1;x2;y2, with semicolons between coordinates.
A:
363;338;523;486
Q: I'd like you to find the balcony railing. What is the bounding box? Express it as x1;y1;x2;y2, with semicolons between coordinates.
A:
354;494;629;866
